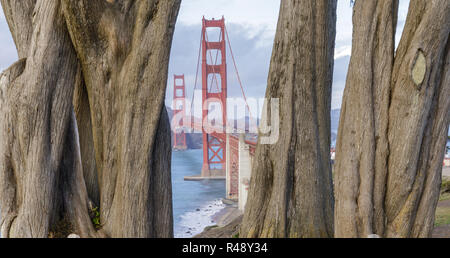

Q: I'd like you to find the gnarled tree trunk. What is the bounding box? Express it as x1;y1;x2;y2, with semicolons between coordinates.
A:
240;0;337;238
0;0;97;238
62;0;180;237
0;0;180;238
335;0;449;238
334;0;398;238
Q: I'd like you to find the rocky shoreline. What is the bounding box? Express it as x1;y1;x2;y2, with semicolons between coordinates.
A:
175;199;226;238
194;199;243;238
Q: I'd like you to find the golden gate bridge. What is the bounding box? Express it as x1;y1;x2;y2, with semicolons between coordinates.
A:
171;16;257;200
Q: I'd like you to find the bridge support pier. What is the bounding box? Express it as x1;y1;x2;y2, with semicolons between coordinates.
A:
200;17;228;176
172;74;187;151
238;134;252;211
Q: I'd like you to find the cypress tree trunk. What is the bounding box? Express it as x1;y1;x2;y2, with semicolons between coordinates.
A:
0;0;97;237
0;0;180;238
240;0;337;238
335;0;449;238
61;0;180;237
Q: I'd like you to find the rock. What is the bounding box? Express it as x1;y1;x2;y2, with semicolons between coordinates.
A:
67;234;81;238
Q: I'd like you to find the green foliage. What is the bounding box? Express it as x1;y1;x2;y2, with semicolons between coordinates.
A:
91;207;101;229
440;193;450;202
437;179;450;226
232;232;239;238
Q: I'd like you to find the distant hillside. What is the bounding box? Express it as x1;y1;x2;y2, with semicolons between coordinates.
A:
166;106;202;149
166;106;342;149
331;109;341;145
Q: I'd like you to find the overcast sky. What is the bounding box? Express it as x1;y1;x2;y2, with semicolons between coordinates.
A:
0;0;411;113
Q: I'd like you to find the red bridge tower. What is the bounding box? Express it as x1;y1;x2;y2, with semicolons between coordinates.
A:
173;74;187;150
201;17;228;176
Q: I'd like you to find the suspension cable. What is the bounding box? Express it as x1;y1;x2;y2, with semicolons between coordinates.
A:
224;25;253;119
189;29;203;125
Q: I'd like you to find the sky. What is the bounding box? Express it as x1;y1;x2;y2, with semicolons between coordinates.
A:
167;0;410;115
0;0;411;113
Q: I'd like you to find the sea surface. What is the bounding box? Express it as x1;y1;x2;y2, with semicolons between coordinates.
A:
171;149;226;238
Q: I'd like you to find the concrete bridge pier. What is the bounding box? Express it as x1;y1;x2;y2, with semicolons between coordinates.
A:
225;134;254;211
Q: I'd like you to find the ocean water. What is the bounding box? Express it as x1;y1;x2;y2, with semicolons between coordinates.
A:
171;149;226;238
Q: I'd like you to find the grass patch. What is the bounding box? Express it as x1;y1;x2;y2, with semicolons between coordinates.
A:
435;207;450;227
435;178;450;227
441;178;450;194
439;178;450;201
440;192;450;202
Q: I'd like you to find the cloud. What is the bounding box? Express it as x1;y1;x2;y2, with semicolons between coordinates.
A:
177;0;280;30
335;45;352;60
166;1;357;109
336;0;354;45
166;22;273;109
0;0;411;113
331;56;351;109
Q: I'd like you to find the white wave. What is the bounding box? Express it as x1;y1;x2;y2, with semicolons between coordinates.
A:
174;199;225;238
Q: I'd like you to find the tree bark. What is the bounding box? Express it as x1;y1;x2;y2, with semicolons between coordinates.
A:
240;0;336;238
335;0;449;238
0;0;97;237
0;0;36;58
334;0;398;238
62;0;180;237
1;0;180;238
